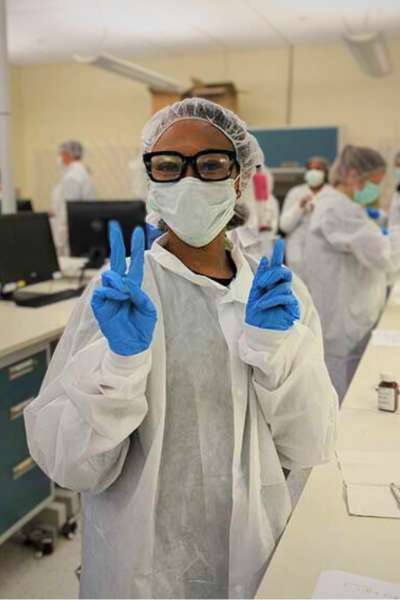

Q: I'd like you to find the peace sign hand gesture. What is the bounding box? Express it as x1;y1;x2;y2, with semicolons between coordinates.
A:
245;239;300;331
91;222;157;356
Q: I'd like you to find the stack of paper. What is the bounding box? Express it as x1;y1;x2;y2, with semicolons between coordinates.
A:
337;451;400;519
312;571;400;599
371;329;400;347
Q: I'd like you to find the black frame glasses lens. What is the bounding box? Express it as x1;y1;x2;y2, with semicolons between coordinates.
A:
143;150;238;182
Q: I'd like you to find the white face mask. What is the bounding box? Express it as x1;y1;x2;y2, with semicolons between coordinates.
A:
305;169;325;188
148;176;237;247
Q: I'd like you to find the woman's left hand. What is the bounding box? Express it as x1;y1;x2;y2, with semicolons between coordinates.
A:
245;239;300;331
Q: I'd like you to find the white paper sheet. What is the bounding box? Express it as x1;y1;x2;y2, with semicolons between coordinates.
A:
371;329;400;347
312;571;400;599
337;451;400;519
346;483;400;519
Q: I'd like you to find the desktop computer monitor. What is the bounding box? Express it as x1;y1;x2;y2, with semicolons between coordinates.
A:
17;199;33;212
0;212;60;294
0;199;33;213
67;200;147;267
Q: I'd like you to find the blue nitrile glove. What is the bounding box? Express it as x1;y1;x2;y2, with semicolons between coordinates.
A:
245;239;300;331
91;221;157;356
381;226;389;236
367;207;381;220
146;223;162;249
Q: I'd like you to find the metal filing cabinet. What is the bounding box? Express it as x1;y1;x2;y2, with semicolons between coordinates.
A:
0;344;54;545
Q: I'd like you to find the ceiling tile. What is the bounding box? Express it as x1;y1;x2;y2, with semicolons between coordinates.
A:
6;0;400;64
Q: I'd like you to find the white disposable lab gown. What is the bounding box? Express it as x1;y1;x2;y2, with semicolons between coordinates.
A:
228;170;280;261
280;183;333;280
389;188;400;228
25;237;337;599
51;161;96;256
303;189;400;402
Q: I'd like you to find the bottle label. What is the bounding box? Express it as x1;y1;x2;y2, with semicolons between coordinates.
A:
377;388;397;412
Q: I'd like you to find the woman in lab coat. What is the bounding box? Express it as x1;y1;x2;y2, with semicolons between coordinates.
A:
51;140;96;256
388;150;400;228
25;99;337;599
280;156;332;280
303;145;400;403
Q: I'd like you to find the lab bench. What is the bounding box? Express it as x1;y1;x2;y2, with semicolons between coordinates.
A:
256;286;400;599
0;283;80;546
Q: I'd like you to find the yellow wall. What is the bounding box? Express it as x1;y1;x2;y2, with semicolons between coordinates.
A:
10;36;400;209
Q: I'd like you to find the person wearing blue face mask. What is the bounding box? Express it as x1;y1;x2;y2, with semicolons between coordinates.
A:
25;98;337;600
388;150;400;228
303;144;400;402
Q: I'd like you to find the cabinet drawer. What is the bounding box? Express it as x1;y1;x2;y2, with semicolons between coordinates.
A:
0;351;47;408
0;461;52;537
0;413;32;468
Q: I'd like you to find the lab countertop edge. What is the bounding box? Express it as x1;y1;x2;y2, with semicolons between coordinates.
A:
0;298;77;361
256;290;400;599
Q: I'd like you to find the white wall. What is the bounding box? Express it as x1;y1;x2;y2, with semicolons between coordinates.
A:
10;36;400;209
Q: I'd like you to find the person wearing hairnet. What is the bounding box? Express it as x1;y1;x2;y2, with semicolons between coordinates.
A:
303;145;400;403
280;156;332;280
228;136;280;260
50;140;96;256
25;99;337;599
388;150;400;228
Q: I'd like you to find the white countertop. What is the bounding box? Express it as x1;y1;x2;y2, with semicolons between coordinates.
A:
0;279;89;359
256;292;400;598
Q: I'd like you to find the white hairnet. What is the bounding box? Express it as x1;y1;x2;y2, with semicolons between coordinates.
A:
306;155;330;172
248;134;265;168
330;144;386;185
59;140;84;160
141;98;258;191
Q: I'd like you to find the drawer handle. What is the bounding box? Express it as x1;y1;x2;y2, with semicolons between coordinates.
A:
9;398;34;420
8;359;37;381
12;457;36;480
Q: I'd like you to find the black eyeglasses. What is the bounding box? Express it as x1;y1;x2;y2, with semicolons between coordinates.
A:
143;149;239;183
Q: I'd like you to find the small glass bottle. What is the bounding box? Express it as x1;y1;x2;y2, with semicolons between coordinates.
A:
377;374;399;413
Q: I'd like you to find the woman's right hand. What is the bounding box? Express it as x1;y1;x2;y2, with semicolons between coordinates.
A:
91;221;157;356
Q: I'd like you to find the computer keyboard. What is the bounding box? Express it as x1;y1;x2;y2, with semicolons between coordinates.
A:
14;286;85;308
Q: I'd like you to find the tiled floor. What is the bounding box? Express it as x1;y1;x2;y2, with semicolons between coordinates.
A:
0;470;309;599
0;530;80;599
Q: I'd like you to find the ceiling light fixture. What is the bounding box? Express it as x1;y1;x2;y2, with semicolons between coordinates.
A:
342;31;392;78
74;53;187;93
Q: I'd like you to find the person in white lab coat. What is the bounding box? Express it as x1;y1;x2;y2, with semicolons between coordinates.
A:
25;98;337;599
228;137;280;261
303;145;400;403
51;140;96;256
388;150;400;228
280;156;332;280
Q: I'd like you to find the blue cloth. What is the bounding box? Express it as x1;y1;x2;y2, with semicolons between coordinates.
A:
146;223;163;249
245;239;300;331
366;207;381;220
91;221;157;356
